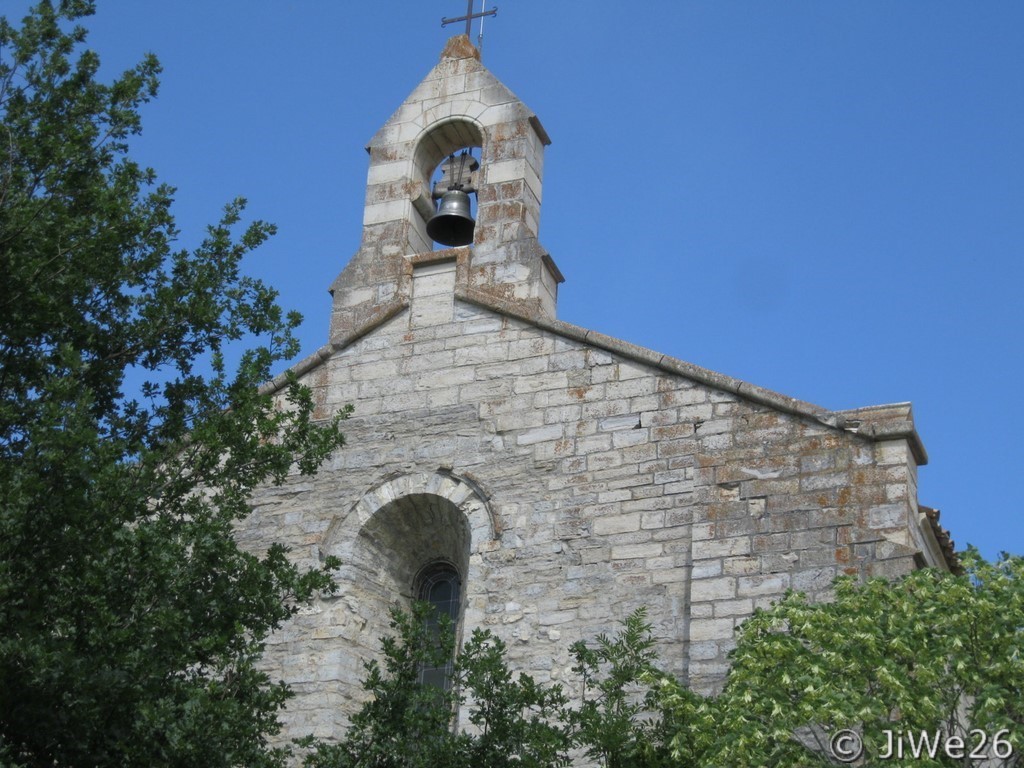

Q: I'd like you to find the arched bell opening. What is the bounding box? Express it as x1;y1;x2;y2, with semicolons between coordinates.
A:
412;118;485;251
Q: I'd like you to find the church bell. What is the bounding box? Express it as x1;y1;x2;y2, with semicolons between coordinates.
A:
426;188;475;247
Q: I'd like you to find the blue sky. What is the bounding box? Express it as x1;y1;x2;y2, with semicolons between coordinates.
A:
10;2;1023;560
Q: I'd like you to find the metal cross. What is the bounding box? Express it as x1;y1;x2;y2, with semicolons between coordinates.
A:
441;0;497;38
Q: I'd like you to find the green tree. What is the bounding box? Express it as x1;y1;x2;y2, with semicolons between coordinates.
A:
309;558;1024;768
303;604;571;768
306;606;679;768
566;607;673;768
303;605;466;768
458;625;571;768
0;3;346;765
654;550;1024;767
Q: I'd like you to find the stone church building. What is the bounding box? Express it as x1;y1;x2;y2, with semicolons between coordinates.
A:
239;36;956;740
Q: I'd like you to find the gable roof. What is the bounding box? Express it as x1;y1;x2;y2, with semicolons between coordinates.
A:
264;273;927;467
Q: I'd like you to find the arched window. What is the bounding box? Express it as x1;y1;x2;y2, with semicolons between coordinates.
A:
416;562;461;690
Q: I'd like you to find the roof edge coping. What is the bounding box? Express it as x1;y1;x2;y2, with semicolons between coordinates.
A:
260;288;927;464
259;298;410;396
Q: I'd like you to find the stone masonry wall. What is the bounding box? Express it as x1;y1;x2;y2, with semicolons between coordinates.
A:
237;258;933;743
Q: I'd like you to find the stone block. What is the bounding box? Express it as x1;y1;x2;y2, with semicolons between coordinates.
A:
538;610;578;626
737;573;790;596
592;513;641;535
713;598;754;617
689;619;736;642
723;556;761;576
610;542;664;560
691;560;721;579
690;577;737;602
869;504;907;529
579;546;611;564
516;423;564;445
694;536;751;558
800;471;851;491
791;568;837;592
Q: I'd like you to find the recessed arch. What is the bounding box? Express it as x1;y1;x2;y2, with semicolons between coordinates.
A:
326;469;499;551
317;470;497;701
352;491;470;598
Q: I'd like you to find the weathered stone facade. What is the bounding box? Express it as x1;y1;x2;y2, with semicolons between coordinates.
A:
239;36;954;742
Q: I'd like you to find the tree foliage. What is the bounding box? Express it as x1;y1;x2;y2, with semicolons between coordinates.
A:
303;603;571;768
0;3;346;765
321;553;1023;768
656;548;1024;767
566;607;672;768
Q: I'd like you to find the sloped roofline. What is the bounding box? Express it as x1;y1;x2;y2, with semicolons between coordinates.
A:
260;287;928;467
